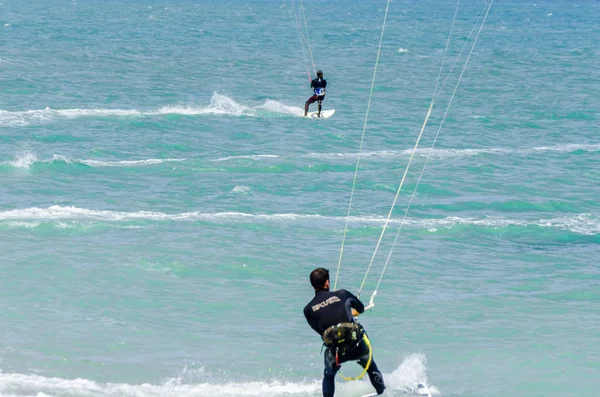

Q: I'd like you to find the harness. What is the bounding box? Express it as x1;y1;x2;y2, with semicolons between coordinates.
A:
322;322;373;381
322;322;363;348
313;87;326;97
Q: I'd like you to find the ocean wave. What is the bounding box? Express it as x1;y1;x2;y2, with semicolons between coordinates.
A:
79;158;186;167
1;143;595;173
1;206;598;235
212;155;279;162
0;373;318;397
232;186;251;193
528;143;600;153
302;144;600;161
0;152;39;169
0;153;186;169
0;354;435;397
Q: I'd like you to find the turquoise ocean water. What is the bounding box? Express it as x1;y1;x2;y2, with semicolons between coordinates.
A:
1;1;599;396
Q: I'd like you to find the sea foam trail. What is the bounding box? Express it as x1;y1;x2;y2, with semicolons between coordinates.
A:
258;99;304;116
0;153;186;169
0;354;435;397
1;143;594;171
208;144;600;164
0;152;39;169
2;143;596;171
212;154;279;162
79;158;186;167
0;108;142;127
0;93;304;126
302;144;600;161
1;206;598;235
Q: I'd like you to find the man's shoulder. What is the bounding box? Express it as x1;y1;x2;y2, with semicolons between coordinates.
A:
336;289;358;300
303;297;317;315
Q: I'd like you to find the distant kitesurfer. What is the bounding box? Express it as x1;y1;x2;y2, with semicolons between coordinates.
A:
304;268;386;397
304;70;327;117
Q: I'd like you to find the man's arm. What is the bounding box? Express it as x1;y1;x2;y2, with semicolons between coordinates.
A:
343;290;364;316
352;291;376;315
304;306;321;335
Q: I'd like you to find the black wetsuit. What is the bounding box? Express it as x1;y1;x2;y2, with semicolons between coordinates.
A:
304;289;386;397
311;78;327;97
305;77;327;116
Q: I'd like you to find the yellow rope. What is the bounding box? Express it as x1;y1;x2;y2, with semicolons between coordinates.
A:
339;334;372;381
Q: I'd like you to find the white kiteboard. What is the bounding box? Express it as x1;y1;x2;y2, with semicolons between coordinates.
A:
305;109;335;119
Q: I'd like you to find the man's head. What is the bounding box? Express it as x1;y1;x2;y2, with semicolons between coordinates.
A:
310;267;330;291
316;70;323;78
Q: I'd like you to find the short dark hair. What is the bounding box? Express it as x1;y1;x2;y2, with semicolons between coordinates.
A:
310;268;329;290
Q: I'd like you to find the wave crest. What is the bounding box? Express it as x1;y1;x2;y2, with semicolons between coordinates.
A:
1;206;597;235
0;355;434;396
0;153;185;169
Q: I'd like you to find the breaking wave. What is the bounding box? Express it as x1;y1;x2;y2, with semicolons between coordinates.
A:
0;354;436;397
0;153;186;170
1;206;598;235
302;144;600;161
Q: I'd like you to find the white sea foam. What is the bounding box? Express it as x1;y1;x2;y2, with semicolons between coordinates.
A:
0;107;142;127
387;354;439;396
55;108;142;118
0;153;185;169
0;355;434;397
2;221;41;229
49;154;73;164
1;152;39;169
79;158;185;167
1;206;598;235
303;147;505;160
4;143;591;172
0;372;317;397
0;93;309;126
232;186;250;193
258;99;304;116
529;143;600;153
212;155;279;162
0;206;197;221
302;144;600;161
157;93;250;116
209;144;599;165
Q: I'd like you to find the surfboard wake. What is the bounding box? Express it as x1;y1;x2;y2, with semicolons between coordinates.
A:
304;109;336;119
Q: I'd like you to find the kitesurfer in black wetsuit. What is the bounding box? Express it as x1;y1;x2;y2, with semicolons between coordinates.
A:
304;70;327;117
304;268;386;397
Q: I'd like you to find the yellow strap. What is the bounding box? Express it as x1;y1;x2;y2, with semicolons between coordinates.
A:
339;334;372;381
